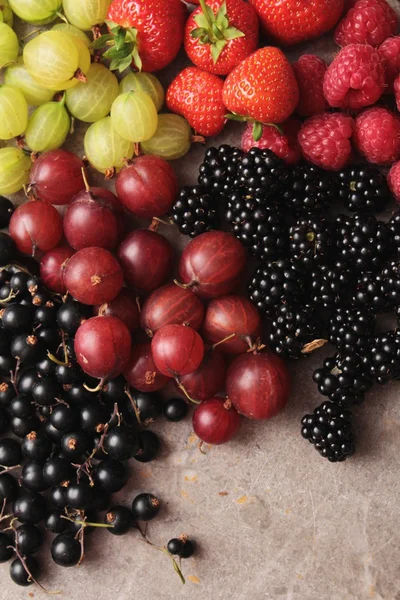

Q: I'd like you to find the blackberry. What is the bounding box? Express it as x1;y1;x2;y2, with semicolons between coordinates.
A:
225;189;288;261
248;259;303;316
338;165;392;212
309;261;352;309
289;217;334;269
380;259;400;308
388;209;400;253
235;148;288;197
313;353;373;406
368;331;400;384
351;271;388;313
197;145;243;198
172;186;219;238
301;400;355;462
282;165;336;215
269;303;325;359
328;307;375;353
335;213;394;273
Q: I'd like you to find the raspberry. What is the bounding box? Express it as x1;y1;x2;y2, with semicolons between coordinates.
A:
323;44;385;110
334;0;398;47
388;161;400;201
298;113;354;171
292;54;327;118
379;36;400;93
241;118;301;165
395;74;400;112
353;107;400;165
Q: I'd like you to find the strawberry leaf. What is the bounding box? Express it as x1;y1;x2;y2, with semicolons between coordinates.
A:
211;39;227;64
224;26;245;40
90;34;114;49
117;55;133;73
104;45;133;60
194;12;211;29
252;122;263;142
215;1;228;28
225;113;249;122
114;29;126;51
104;20;120;33
191;27;207;39
131;46;142;72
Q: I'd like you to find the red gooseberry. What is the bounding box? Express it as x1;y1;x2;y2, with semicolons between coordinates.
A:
64;247;124;305
40;245;75;294
124;342;170;393
226;352;290;420
9;200;63;256
192;397;241;445
151;324;204;377
176;349;226;403
94;289;140;332
28;149;85;205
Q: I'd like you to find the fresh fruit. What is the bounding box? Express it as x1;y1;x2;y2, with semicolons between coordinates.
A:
117;229;173;293
24;98;70;153
104;506;132;535
269;303;324;359
248;259;303;317
131;493;160;521
119;72;164;111
163;397;188;422
197;144;243;198
105;0;186;72
0;85;28;141
176;349;226;402
328;307;375;353
28;149;85;205
338;165;392;212
193;397;241;444
313;353;373;406
395;74;400;111
66;63;119;123
75;316;131;379
95;289;140;332
23;31;90;91
52;22;92;47
8;0;62;24
124;342;170;392
378;36;400;93
388;161;400;201
167;537;196;558
353;107;400;165
334;0;398;47
292;54;327;118
178;231;247;298
0;0;13;26
0;196;14;228
5;59;54;106
323;43;385;110
140;114;192;161
10;556;40;586
288;217;334;268
84;117;134;175
226;352;290;420
151;324;204;377
116;155;178;218
184;0;259;76
282;164;337;215
241;118;301;165
298;113;354;171
64;247;124;305
111;91;158;143
172;185;219;238
62;0;111;30
9;200;63;255
248;0;344;45
0;22;19;68
40;245;75;293
51;533;81;567
222;47;299;125
166;67;226;137
368;330;400;384
0;147;31;195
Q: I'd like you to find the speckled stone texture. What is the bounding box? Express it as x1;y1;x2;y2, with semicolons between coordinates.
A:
2;1;400;598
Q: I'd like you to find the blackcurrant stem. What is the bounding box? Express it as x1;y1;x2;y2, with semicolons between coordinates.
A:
124;387;143;426
0;497;6;520
83;377;105;393
0;464;21;475
10;358;20;395
60;515;113;529
175;379;200;405
10;544;61;594
47;350;68;367
212;333;236;350
0;513;13;523
135;524;186;585
0;288;18;304
78;527;85;566
198;441;209;455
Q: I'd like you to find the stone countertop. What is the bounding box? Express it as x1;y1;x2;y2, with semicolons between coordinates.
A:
3;2;400;598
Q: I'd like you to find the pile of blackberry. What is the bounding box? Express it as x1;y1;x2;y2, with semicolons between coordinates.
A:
0;234;194;589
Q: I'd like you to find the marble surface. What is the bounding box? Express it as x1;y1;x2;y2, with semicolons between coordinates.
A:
3;1;400;598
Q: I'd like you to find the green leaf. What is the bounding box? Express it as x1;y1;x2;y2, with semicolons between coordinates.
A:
104;45;133;60
225;113;248;122
223;26;245;40
118;55;133;73
193;12;211;29
105;20;120;32
114;29;126;51
204;5;215;22
215;2;228;28
190;27;207;39
131;46;142;72
252;121;263;142
109;58;120;71
211;39;227;63
90;34;114;49
211;22;224;40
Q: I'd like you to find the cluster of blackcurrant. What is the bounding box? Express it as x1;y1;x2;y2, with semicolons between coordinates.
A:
0;231;195;589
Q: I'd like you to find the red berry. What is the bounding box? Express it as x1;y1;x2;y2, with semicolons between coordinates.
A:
40;246;74;294
394;74;400;112
241;118;301;165
334;0;398;47
124;342;170;392
192;397;241;445
387;161;400;201
353;107;400;165
323;43;385;110
378;36;400;93
176;349;226;403
151;324;204;377
298;113;354;171
9;201;63;256
94;289;140;332
28;150;85;206
292;54;327;118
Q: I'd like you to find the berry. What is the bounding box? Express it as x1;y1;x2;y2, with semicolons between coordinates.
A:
323;44;385;110
180;539;196;559
104;505;132;535
241;119;301;165
368;331;400;384
395;74;400;112
378;35;400;92
32;377;62;406
15;524;43;555
292;54;327;117
298;113;354;171
388;160;400;201
13;491;46;524
166;66;226;137
351;271;388;312
0;438;22;466
45;510;69;534
167;538;184;555
103;427;137;461
0;196;14;229
338;165;392;213
309;262;352;309
131;493;160;521
0;473;18;504
248;0;344;45
172;186;219;238
0;532;13;563
222;47;299;124
334;0;398;47
335;213;394;273
65;481;93;510
133;430;160;463
225;189;288;261
379;260;400;308
235;147;288;197
313;353;373;406
10;556;40;586
163;397;188;422
354;108;400;166
184;0;259;76
198;145;243;198
51;533;81;567
289;217;334;269
93;459;127;493
269;303;324;359
301;400;355;462
328;307;375;353
282;165;337;215
248;259;303;316
22;431;52;463
56;301;91;335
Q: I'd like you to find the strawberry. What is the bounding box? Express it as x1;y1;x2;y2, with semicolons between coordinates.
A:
95;0;186;73
249;0;345;45
184;0;259;76
166;67;226;137
222;47;299;125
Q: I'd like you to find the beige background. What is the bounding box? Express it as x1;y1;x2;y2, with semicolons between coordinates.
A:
2;1;400;598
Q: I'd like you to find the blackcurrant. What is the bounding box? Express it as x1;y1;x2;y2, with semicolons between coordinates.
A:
65;383;92;406
49;486;67;509
0;354;17;374
0;473;18;504
167;538;183;555
13;491;46;524
57;301;91;335
33;305;56;328
37;327;60;351
80;402;108;433
32;377;61;406
55;362;82;385
104;505;132;535
0;531;14;562
133;430;160;463
102;376;126;403
0;405;9;434
11;334;41;363
22;431;52;462
10;394;35;419
65;481;94;510
0;438;22;466
43;457;74;486
0;233;16;267
36;356;56;377
103;427;138;461
131;493;160;522
61;431;90;461
0;381;15;407
11;415;39;439
1;304;33;334
128;390;163;423
51;533;81;567
43;420;65;444
163;398;188;422
10;556;40;586
21;461;49;493
0;196;14;229
50;404;77;432
10;272;29;293
180;539;196;558
15;524;43;555
17;369;38;395
45;510;69;534
93;459;127;493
